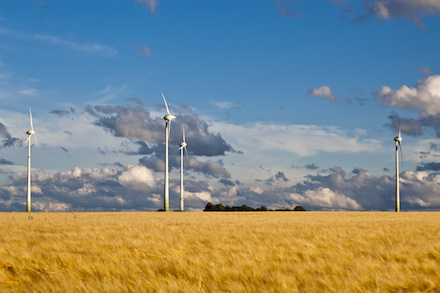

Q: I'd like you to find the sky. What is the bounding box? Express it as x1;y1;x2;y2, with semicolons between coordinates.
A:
0;0;440;212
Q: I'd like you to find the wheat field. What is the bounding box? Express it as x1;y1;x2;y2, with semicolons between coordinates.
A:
1;212;439;292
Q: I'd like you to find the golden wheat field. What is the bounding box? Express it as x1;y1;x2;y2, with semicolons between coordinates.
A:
1;212;439;292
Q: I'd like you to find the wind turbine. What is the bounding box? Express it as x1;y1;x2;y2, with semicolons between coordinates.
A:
162;93;176;212
394;124;403;212
25;108;38;213
179;125;188;212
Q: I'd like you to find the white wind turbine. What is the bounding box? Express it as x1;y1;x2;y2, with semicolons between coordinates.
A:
25;108;38;213
162;93;176;212
179;125;188;212
394;124;403;212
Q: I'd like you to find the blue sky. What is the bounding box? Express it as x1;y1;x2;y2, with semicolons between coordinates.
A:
1;0;440;212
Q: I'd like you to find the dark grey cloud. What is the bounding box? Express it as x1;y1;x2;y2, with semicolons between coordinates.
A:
50;110;70;117
138;151;231;179
416;162;440;172
86;104;233;157
123;140;156;155
385;114;423;137
0;122;20;148
275;171;289;182
0;158;13;165
219;179;235;187
293;163;320;170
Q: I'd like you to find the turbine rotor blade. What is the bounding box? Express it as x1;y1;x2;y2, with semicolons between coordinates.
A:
399;141;403;166
32;133;38;146
161;93;171;115
29;108;34;130
183;125;186;143
398;119;401;138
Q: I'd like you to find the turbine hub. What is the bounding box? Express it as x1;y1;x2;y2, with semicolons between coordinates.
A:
394;136;402;142
27;129;35;136
180;142;187;148
164;114;176;121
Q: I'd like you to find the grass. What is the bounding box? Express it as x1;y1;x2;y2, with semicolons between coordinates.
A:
1;212;439;292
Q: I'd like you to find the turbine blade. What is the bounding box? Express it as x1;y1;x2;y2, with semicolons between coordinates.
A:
162;93;171;115
399;141;403;165
167;120;172;140
184;146;188;159
25;136;30;143
182;125;186;143
29;108;33;130
32;133;38;146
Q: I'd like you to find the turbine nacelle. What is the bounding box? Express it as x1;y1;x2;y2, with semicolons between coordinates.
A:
179;141;187;149
27;129;35;136
394;136;402;143
164;114;176;121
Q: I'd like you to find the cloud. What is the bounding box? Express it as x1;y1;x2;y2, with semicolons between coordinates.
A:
401;170;440;208
137;44;152;58
417;66;431;76
375;75;440;116
135;0;158;13
0;158;13;165
289;187;363;210
118;165;156;189
416;162;440;172
307;86;337;102
212;122;382;157
50;109;71;117
337;0;440;28
87;103;233;157
18;89;39;95
276;0;302;18
33;34;117;57
293;163;320;170
139;154;231;178
1;163;440;211
214;101;240;111
377;76;440;138
385;114;423;136
275;171;289;182
0;121;20;148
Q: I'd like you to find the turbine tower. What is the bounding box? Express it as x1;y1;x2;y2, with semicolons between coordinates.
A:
394;126;402;212
25;108;38;213
179;126;188;212
162;93;176;212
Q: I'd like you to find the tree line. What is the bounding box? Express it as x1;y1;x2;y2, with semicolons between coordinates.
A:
204;203;306;212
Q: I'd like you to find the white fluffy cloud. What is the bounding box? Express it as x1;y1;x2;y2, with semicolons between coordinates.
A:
118;165;156;188
307;86;337;102
289;187;364;210
375;75;440;116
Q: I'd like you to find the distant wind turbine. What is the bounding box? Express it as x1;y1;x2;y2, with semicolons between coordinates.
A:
179;125;188;212
25;108;38;213
162;93;176;212
394;124;403;212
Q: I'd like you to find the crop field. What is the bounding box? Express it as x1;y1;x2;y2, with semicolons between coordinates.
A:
1;212;439;292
